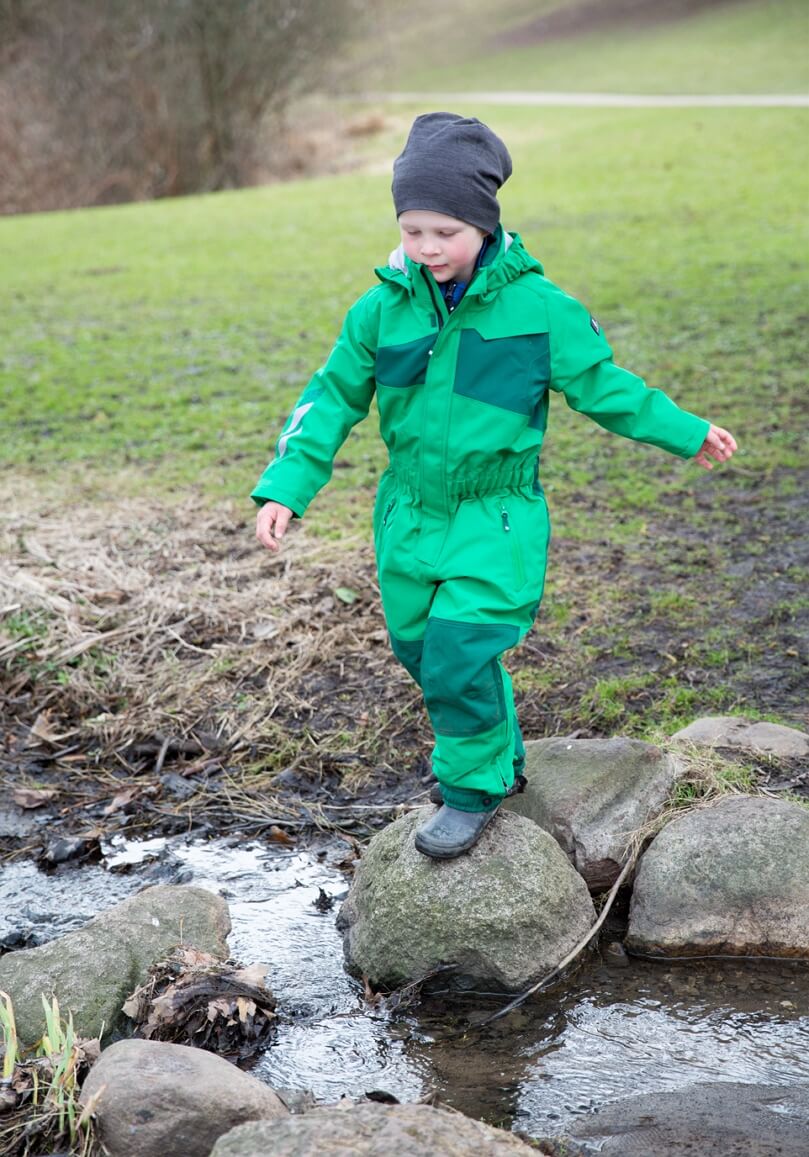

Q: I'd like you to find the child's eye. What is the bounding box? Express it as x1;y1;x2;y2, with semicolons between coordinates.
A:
438;231;458;237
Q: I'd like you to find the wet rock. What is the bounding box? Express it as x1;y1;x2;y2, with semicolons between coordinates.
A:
0;884;229;1044
210;1101;535;1155
43;834;99;865
0;805;42;839
603;940;629;966
570;1081;809;1155
672;715;809;759
80;1038;287;1157
337;807;595;992
627;797;809;957
504;737;683;891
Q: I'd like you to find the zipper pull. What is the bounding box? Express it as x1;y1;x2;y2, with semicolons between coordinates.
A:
500;506;511;532
383;500;395;527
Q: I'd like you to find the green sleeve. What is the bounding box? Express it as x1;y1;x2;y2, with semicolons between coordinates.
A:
547;289;709;459
250;289;379;516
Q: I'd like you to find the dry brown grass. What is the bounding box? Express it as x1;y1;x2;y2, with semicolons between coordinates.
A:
0;494;427;841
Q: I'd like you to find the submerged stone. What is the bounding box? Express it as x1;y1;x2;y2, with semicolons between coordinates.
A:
570;1081;809;1156
337;807;596;993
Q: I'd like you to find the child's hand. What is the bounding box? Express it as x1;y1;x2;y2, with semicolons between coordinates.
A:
693;424;737;471
256;502;294;552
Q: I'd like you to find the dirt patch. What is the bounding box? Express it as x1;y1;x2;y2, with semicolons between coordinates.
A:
494;0;744;47
1;475;806;858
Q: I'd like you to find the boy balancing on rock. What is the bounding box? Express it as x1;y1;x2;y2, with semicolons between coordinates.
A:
253;112;737;860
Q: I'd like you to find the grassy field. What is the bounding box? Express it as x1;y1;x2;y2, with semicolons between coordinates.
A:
2;106;805;506
396;0;809;94
1;99;807;784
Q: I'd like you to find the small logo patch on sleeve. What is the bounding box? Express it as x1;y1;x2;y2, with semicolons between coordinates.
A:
590;316;601;335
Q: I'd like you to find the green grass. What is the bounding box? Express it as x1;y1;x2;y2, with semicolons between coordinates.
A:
402;0;809;94
2;105;806;523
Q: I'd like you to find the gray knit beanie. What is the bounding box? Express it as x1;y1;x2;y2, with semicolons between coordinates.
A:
392;112;512;234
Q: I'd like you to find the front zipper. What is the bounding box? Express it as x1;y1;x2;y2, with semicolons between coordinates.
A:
499;502;526;588
421;266;447;330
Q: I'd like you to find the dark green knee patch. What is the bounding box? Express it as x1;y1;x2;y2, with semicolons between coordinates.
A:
390;634;424;686
421;618;519;738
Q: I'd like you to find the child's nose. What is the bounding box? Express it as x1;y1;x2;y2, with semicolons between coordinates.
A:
421;238;441;256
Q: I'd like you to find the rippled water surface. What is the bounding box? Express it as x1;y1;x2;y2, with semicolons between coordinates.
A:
3;835;809;1140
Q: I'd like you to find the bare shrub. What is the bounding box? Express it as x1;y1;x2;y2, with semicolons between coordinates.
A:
0;0;378;213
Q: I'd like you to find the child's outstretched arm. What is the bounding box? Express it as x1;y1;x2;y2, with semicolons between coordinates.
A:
251;287;380;548
547;289;737;465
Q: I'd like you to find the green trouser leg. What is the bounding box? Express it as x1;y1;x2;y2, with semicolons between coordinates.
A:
375;475;550;814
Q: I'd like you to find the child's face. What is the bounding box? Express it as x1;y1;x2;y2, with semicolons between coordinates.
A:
398;210;487;285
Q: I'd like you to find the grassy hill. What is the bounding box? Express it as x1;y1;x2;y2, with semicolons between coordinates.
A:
380;0;809;93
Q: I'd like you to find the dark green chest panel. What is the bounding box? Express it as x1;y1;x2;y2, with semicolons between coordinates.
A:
454;329;550;418
375;333;435;389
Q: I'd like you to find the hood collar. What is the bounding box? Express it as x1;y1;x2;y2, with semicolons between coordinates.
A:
375;226;542;299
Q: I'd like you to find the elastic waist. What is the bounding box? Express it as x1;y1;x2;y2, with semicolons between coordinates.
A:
388;458;541;504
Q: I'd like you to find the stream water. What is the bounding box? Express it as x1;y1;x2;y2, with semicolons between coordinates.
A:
3;833;809;1144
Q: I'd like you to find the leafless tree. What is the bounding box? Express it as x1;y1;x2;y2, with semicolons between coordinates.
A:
0;0;376;212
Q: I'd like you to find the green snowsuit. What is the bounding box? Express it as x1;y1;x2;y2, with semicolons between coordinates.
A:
252;227;709;811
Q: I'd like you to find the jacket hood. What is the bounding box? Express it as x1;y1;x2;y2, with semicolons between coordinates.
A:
375;227;543;301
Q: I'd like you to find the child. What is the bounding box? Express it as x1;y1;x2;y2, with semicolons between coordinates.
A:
253;112;737;860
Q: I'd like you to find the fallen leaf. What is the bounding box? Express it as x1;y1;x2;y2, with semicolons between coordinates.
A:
13;787;56;809
237;997;257;1022
122;992;146;1020
268;825;294;845
233;963;269;989
334;587;359;604
103;788;139;815
207;998;232;1022
76;1037;102;1065
27;712;72;745
362;975;381;1006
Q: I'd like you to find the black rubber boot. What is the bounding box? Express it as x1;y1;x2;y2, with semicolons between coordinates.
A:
414;803;499;859
428;774;527;807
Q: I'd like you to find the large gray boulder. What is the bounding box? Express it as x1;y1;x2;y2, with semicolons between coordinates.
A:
504;737;683;891
337;807;596;992
627;797;809;957
210;1101;535;1156
671;716;809;759
0;884;230;1044
81;1038;288;1157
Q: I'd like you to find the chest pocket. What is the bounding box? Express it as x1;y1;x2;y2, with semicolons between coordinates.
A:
454;321;550;417
375;333;435;389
